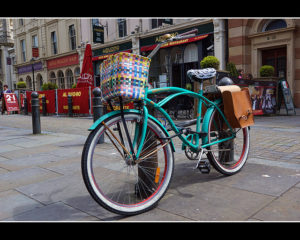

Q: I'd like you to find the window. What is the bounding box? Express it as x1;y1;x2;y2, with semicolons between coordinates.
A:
263;20;287;32
151;19;163;29
51;31;57;55
20;39;26;62
69;25;76;50
92;19;99;26
32;35;38;48
19;19;24;26
118;19;127;38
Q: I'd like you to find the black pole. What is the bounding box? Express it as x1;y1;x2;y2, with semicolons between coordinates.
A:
24;97;28;115
92;87;104;143
42;96;47;116
31;63;35;91
68;95;73;117
31;91;41;134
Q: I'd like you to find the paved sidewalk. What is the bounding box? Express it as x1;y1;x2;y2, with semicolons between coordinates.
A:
0;110;300;221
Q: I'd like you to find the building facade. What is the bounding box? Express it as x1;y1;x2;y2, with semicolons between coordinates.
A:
0;19;14;90
88;18;226;90
227;18;300;107
13;18;84;91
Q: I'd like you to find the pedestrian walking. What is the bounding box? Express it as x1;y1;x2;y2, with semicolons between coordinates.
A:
1;85;12;115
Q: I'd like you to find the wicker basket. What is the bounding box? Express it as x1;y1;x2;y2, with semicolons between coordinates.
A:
100;52;151;102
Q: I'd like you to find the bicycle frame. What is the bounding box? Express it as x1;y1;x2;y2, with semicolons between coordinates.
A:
89;84;236;160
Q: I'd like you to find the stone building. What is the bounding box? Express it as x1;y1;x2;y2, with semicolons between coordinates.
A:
13;18;84;91
227;18;300;107
0;19;14;90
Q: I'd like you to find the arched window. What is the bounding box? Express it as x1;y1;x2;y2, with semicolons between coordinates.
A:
36;74;43;90
66;69;74;89
49;71;57;86
74;67;80;84
26;76;32;90
57;70;65;89
263;20;287;32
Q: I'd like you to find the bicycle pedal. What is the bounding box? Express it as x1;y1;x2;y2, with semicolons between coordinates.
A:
197;161;211;174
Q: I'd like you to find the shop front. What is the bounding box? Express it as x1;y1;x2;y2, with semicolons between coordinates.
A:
139;22;214;90
92;41;132;86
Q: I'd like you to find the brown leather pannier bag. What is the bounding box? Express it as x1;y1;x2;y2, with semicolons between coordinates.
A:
221;87;254;129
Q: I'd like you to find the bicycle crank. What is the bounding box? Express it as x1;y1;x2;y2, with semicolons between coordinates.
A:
194;149;211;174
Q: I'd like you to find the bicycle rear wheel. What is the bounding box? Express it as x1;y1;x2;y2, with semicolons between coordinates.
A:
81;112;174;215
206;107;250;175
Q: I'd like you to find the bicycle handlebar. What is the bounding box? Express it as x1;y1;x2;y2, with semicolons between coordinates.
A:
147;28;199;59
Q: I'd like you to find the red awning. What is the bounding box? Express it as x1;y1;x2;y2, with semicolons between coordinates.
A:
140;34;209;53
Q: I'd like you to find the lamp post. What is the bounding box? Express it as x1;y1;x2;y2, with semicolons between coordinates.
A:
30;58;36;91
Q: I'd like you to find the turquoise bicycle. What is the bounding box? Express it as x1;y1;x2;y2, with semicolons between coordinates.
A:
81;30;251;215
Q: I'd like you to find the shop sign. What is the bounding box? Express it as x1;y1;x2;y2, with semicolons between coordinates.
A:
140;34;209;52
92;42;132;61
140;22;214;48
93;25;104;44
32;47;39;58
17;62;43;74
47;53;79;70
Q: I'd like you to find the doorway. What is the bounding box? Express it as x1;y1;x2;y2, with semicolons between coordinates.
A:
262;47;287;78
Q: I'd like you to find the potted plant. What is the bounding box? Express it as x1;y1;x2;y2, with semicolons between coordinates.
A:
16;81;26;89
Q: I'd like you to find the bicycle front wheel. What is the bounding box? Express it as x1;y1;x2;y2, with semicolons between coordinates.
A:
81;112;174;215
207;107;250;175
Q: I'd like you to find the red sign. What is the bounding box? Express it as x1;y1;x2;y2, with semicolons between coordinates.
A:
140;34;209;52
32;47;39;58
57;87;90;114
4;93;20;112
47;53;79;70
105;102;134;112
26;90;56;114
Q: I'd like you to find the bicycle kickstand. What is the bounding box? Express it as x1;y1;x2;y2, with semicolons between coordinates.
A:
194;148;211;174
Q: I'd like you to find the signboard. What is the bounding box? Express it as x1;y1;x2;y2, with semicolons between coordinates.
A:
4;93;20;113
32;47;39;58
57;87;90;114
47;53;79;70
93;25;104;44
105;101;134;112
17;62;43;74
92;41;132;61
26;90;56;114
232;78;277;115
278;79;296;115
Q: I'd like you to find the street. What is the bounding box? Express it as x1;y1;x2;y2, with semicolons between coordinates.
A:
0;110;300;221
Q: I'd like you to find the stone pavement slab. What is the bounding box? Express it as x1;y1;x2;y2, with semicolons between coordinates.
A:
0;111;300;221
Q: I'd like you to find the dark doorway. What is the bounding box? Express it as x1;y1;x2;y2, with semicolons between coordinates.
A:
262;47;287;78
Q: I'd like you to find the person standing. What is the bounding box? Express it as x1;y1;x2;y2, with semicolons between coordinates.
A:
1;85;12;115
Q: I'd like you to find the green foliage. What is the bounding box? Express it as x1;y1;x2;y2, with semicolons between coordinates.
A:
41;83;49;91
226;62;239;78
259;65;275;77
16;81;26;89
185;83;192;91
200;56;220;70
72;83;77;89
41;82;58;90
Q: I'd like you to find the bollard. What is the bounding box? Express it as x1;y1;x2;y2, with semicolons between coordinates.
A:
31;92;41;134
68;95;73;117
24;97;28;115
42;96;47;116
92;87;104;143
